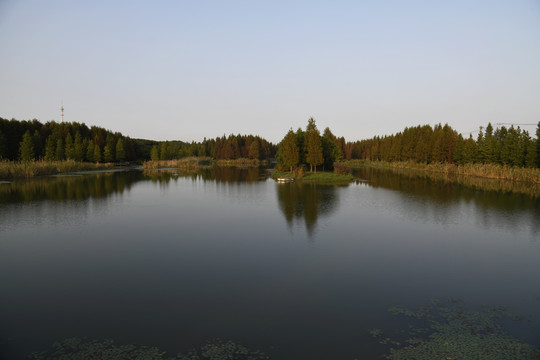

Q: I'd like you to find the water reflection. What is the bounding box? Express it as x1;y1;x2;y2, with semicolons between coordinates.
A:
353;166;540;236
276;182;342;237
0;171;143;204
143;166;269;184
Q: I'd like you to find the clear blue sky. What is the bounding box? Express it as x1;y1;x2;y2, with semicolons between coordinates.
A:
1;0;539;143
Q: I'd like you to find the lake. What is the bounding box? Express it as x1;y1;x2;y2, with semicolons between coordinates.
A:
1;166;539;359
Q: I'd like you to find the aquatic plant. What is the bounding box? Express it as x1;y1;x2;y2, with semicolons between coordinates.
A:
370;299;540;360
177;339;269;360
28;338;269;360
28;337;165;360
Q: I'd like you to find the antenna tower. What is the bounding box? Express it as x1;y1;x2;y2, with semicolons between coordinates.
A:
61;102;64;122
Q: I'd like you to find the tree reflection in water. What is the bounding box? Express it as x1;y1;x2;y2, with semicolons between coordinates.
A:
276;182;343;237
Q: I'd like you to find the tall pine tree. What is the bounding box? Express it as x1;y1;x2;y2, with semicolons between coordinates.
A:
19;130;35;161
281;129;299;172
305;118;323;172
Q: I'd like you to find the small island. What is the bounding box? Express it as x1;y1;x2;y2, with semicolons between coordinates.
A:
272;170;353;184
273;118;353;184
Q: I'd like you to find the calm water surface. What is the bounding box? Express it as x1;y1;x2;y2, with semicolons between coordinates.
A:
0;167;539;359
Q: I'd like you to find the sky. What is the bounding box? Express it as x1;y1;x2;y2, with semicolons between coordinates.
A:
0;0;539;143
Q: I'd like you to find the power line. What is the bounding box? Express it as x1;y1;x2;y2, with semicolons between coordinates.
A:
495;123;536;126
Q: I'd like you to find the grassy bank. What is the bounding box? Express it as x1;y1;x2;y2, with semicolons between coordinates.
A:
340;160;540;184
272;170;353;184
0;160;116;180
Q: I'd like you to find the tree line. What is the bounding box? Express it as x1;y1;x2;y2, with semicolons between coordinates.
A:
3;116;539;169
149;134;275;161
0;117;276;163
0;117;138;162
346;122;540;168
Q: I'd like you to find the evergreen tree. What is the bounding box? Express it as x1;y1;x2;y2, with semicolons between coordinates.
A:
105;133;116;161
476;127;485;163
281;129;299;172
74;131;85;161
150;145;159;161
197;143;206;157
481;123;497;163
44;135;56;161
321;127;341;170
536;121;540;168
295;128;306;165
115;138;125;161
19;130;35;161
453;134;465;165
305;118;323;172
65;133;74;160
32;130;43;159
55;139;65;160
86;141;95;162
0;129;8;159
103;144;114;162
462;135;477;163
248;139;260;159
93;144;102;162
525;136;537;168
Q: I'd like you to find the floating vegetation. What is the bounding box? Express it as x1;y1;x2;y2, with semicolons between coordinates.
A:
177;339;269;360
29;338;270;360
370;299;540;360
28;338;165;360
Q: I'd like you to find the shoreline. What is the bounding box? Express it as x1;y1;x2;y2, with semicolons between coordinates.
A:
339;160;540;185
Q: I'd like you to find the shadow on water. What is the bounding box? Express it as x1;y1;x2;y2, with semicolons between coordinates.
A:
275;182;343;238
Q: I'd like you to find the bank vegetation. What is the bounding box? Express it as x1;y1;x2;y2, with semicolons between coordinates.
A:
0;160;115;179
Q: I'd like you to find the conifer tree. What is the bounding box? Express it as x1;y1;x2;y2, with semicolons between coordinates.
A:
74;132;85;161
105;133;116;161
93;144;102;162
0;129;8;159
103;144;114;162
19;130;35;161
32;130;43;159
44;135;56;161
462;135;477;163
115;138;125;162
305;118;323;172
453;134;465;164
55;139;65;160
536;121;540;168
281;129;299;172
65;133;74;160
295;128;306;165
150;145;159;161
525;136;537;168
321;127;341;169
248;140;260;159
86;141;95;162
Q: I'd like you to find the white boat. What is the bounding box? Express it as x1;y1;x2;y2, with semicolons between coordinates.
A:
277;177;294;183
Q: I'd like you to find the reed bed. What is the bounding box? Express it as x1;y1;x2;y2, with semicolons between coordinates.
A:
142;157;209;170
215;158;262;167
340;160;540;184
0;160;115;179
